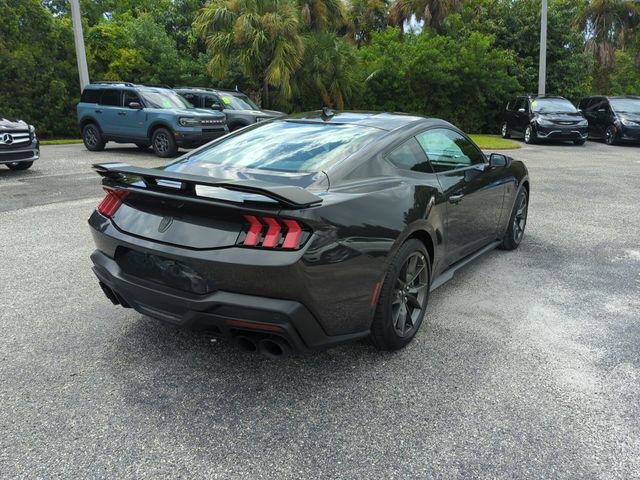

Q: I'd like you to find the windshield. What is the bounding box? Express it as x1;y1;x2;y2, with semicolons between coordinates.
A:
531;98;577;114
141;89;193;109
167;121;383;173
610;98;640;114
220;93;259;111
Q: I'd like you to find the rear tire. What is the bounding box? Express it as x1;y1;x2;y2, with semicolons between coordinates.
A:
6;161;33;171
605;125;618;145
82;123;105;151
151;128;178;158
524;125;537;144
499;187;528;250
501;123;511;139
371;239;431;351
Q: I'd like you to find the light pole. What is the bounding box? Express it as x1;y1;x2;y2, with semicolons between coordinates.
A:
538;0;547;96
70;0;90;91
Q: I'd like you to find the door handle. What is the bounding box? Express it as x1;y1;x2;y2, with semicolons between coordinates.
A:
449;193;464;204
95;109;103;114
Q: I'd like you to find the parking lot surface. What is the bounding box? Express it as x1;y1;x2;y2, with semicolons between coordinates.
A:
1;141;639;478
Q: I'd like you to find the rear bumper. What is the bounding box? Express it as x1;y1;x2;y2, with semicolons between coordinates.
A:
91;249;369;352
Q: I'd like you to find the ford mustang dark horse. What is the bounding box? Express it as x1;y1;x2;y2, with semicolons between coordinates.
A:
89;110;529;357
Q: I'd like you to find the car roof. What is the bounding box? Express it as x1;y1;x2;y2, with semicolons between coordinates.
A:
175;87;245;96
285;111;441;132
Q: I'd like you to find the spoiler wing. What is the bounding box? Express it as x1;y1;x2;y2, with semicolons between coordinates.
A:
92;162;323;209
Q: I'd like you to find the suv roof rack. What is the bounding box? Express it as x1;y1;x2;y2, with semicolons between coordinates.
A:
140;83;172;89
90;81;135;87
175;86;217;92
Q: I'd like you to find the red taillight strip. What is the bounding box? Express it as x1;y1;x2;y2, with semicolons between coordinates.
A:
282;219;302;249
97;189;129;218
243;215;263;246
262;217;281;248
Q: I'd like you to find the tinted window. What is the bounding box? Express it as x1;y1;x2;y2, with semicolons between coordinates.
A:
123;90;141;107
531;98;577;113
219;93;259;110
514;98;526;111
387;138;433;174
168;121;383;173
81;89;101;104
579;98;594;110
609;98;640;114
180;92;199;106
203;95;221;108
416;128;484;172
99;89;120;106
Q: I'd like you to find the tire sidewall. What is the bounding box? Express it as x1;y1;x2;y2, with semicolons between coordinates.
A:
82;123;104;151
500;186;529;250
152;128;178;158
373;239;431;350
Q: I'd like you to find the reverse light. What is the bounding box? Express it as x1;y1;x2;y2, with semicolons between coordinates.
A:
97;189;129;218
240;215;308;250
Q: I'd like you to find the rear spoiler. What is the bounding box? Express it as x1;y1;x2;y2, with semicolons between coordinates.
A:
92;162;323;209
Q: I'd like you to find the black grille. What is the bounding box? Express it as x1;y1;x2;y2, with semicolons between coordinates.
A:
115;248;214;295
0;151;35;161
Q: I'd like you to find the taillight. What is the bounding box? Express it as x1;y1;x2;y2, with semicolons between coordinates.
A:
239;215;308;250
97;189;129;218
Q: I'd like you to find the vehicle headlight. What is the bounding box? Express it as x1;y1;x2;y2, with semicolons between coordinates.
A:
621;118;640;126
536;117;554;127
178;117;199;127
29;124;36;133
577;119;588;126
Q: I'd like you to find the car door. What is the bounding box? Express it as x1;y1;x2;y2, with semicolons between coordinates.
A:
416;128;506;265
96;89;122;137
580;98;597;137
512;97;528;136
111;90;147;140
504;98;517;132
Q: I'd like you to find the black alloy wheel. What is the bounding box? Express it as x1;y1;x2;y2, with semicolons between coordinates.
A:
524;125;536;144
151;128;178;158
605;125;617;145
371;239;431;350
501;123;510;139
500;187;528;250
82;123;105;151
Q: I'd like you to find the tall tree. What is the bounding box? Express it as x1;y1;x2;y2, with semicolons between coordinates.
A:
389;0;463;31
576;0;640;90
347;0;390;47
298;0;347;31
194;0;304;107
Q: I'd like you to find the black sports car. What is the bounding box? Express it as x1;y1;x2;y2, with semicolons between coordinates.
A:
89;110;529;357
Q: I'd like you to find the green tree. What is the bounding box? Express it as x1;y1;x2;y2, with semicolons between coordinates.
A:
576;0;640;90
298;0;347;31
194;0;305;107
389;0;463;31
347;0;390;47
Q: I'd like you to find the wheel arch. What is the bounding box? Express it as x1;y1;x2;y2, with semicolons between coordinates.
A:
147;121;174;140
79;116;102;133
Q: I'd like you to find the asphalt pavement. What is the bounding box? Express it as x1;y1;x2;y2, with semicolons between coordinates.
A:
1;141;639;478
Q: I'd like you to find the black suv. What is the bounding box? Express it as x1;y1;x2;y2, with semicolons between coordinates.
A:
77;82;227;158
175;87;283;132
578;96;640;145
0;116;39;170
502;95;588;145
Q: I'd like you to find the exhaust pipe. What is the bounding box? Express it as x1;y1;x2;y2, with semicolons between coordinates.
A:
235;335;258;353
258;337;290;359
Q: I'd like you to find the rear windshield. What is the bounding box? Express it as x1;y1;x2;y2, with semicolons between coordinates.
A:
531;98;577;113
168;121;383;173
610;98;640;114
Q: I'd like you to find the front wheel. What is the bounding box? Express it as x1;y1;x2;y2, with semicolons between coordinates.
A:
605;125;618;145
524;125;537;144
371;239;431;351
499;187;528;250
151;128;178;158
501;123;511;139
6;161;33;171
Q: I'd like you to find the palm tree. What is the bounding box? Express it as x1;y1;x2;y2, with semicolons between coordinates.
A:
194;0;304;107
576;0;640;90
298;0;347;31
389;0;462;32
346;0;390;48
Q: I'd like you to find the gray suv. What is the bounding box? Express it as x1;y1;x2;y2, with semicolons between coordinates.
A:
0;116;39;170
175;87;283;131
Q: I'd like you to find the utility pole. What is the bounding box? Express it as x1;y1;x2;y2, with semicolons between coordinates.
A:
538;0;547;96
70;0;90;91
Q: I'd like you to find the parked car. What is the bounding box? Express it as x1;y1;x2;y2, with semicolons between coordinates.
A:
77;82;228;158
89;110;530;357
578;96;640;145
175;87;283;131
501;95;588;145
0;116;39;170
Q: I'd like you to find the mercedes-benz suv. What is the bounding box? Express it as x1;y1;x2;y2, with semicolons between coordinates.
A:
77;82;228;158
0;116;39;170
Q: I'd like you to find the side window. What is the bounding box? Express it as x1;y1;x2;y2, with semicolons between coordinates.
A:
99;89;120;107
416;128;484;173
514;97;525;111
122;90;141;107
203;95;220;109
386;138;433;174
181;93;198;106
80;89;101;104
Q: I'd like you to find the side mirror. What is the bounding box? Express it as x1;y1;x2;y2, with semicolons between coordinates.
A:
489;153;508;168
128;102;142;109
518;108;525;113
209;104;223;111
